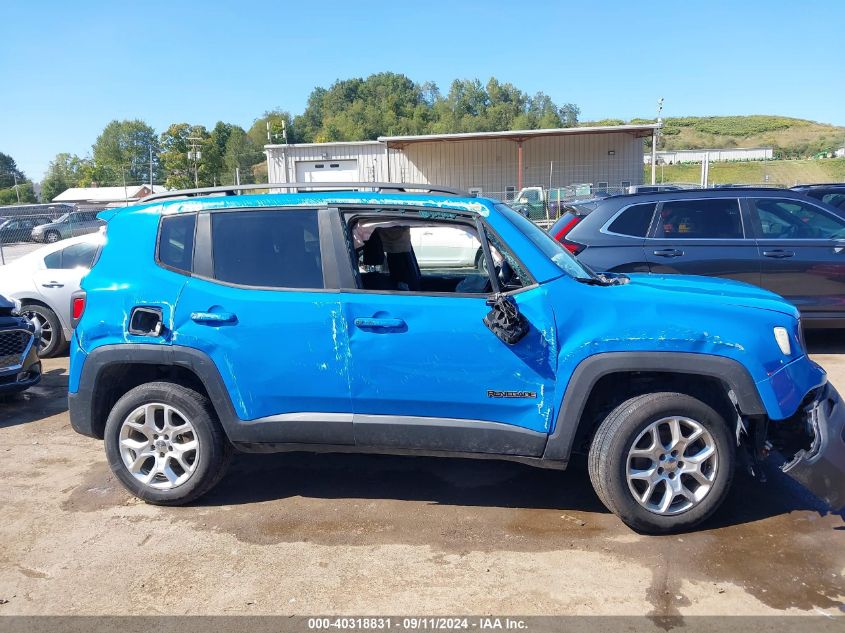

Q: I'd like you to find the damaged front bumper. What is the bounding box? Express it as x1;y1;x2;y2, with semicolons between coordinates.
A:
778;382;845;511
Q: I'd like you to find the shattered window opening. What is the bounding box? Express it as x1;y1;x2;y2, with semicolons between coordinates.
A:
346;214;524;295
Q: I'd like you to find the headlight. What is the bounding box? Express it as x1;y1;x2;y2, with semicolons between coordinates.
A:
774;326;791;355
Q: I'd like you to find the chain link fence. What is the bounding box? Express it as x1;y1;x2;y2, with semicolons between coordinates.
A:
0;205;104;265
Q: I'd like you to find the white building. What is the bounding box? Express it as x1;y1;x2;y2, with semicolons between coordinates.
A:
265;124;657;198
647;147;774;165
53;185;167;208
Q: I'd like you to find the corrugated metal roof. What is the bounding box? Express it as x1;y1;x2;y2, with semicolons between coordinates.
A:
378;124;658;145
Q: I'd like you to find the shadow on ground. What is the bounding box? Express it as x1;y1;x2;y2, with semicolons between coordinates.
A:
0;367;68;428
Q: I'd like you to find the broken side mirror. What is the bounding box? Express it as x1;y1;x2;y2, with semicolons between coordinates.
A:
483;294;529;345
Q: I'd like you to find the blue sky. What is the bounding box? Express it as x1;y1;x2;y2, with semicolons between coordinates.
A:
2;0;844;181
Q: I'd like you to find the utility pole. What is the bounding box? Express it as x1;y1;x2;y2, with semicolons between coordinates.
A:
651;97;664;186
187;137;202;187
149;145;153;188
12;172;20;203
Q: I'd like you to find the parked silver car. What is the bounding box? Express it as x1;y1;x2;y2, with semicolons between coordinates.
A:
0;233;104;356
30;210;105;243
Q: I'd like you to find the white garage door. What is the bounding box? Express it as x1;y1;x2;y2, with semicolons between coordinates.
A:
295;159;359;183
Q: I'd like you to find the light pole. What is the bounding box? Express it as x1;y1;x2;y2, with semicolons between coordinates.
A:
651;97;664;185
187;137;202;187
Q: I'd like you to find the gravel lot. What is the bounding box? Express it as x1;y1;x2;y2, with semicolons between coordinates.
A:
1;332;843;618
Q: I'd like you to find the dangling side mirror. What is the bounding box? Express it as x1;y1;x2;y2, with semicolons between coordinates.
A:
483;294;529;345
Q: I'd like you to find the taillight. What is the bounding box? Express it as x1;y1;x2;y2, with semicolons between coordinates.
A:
70;291;86;329
553;216;582;241
561;239;586;256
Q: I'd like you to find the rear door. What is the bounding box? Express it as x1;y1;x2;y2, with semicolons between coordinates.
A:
748;197;845;318
173;207;354;443
644;197;761;285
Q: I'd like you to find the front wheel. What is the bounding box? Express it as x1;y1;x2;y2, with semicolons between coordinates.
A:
21;304;65;358
588;392;734;534
44;230;61;243
104;382;232;505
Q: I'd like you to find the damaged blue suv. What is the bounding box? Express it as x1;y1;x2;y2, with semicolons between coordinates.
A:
68;183;845;533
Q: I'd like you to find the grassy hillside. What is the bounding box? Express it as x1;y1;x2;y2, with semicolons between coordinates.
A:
645;157;845;186
590;116;845;159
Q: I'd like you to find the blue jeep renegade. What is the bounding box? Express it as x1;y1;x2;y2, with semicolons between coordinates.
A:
68;183;845;533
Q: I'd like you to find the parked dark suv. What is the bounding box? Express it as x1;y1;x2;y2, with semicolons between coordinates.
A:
552;188;845;327
791;184;845;212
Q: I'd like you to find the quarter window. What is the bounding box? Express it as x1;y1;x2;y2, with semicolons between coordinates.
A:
655;199;743;239
607;203;656;237
211;209;323;289
751;198;845;239
158;214;196;273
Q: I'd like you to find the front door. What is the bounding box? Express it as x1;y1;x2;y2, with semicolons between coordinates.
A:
339;211;557;457
644;197;761;286
748;197;845;318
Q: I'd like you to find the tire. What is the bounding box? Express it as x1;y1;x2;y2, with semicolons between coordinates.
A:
588;392;734;534
104;381;232;505
44;230;61;243
21;303;66;358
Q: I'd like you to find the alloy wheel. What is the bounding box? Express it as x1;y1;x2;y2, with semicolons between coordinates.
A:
23;310;53;351
625;416;718;515
118;403;200;490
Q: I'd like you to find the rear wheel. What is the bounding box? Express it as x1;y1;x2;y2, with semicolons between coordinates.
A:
588;392;734;534
21;304;65;358
104;382;232;505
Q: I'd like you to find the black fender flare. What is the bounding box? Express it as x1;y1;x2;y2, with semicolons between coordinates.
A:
541;352;766;462
69;344;240;439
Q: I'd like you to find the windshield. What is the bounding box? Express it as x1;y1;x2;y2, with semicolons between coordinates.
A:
54;213;69;223
494;203;595;281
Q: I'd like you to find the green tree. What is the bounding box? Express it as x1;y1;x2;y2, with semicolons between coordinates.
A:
159;123;212;189
222;127;262;185
248;109;295;147
92;119;160;185
0;152;27;189
0;181;37;205
40;153;91;202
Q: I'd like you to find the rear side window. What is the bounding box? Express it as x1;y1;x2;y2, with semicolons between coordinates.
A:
158;214;196;273
607;203;656;237
211;209;323;289
656;199;743;239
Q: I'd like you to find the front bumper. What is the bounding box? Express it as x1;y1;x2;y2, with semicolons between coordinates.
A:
0;331;41;395
781;382;845;511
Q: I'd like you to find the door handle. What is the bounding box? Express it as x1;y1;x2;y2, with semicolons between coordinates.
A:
653;248;684;258
354;317;406;330
41;282;64;288
762;250;795;258
190;311;237;324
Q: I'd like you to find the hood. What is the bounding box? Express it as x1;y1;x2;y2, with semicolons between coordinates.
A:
622;273;800;319
0;294;14;311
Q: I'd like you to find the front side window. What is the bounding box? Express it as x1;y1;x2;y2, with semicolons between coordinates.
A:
158;214;196;273
347;215;526;294
211;209;323;289
655;199;743;239
751;198;845;239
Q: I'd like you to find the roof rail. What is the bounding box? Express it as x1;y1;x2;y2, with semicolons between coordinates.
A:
139;182;469;203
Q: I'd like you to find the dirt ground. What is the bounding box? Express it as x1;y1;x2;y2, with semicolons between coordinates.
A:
0;332;843;618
